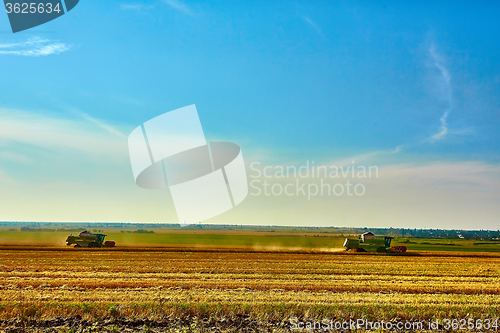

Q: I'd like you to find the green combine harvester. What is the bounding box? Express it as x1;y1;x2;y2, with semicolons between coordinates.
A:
343;232;407;253
66;230;116;248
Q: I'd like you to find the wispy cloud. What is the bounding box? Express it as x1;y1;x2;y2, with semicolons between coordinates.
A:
77;111;126;138
302;16;322;36
161;0;192;15
242;149;500;229
120;3;155;10
0;168;16;185
0;108;125;155
53;100;125;138
0;151;32;163
0;107;175;223
0;37;71;57
368;41;467;155
428;44;453;142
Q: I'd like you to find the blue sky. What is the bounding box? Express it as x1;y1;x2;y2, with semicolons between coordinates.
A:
1;1;499;228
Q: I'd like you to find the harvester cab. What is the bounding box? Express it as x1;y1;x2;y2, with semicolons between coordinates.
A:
66;230;116;248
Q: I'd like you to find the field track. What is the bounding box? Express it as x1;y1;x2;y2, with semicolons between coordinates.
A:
0;247;499;332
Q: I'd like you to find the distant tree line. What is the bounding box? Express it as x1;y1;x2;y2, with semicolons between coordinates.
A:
2;222;498;240
121;229;155;234
353;227;500;241
19;227;83;232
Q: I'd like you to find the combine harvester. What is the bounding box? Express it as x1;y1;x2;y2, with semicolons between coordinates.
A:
66;230;116;248
343;232;407;253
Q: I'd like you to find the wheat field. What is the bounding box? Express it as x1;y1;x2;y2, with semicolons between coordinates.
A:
0;247;499;332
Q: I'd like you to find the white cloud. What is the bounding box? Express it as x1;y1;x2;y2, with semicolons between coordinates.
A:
0;108;175;223
428;44;453;142
361;41;470;153
0;151;32;163
0;108;498;228
0;168;16;185
161;0;192;15
53;100;126;138
303;16;322;36
0;108;126;155
238;153;500;229
78;111;126;138
120;3;155;10
0;37;71;57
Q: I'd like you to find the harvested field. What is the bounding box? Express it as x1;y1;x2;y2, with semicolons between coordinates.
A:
0;247;499;332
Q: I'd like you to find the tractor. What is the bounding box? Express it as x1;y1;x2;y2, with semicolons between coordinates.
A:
343;232;407;253
66;230;116;248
